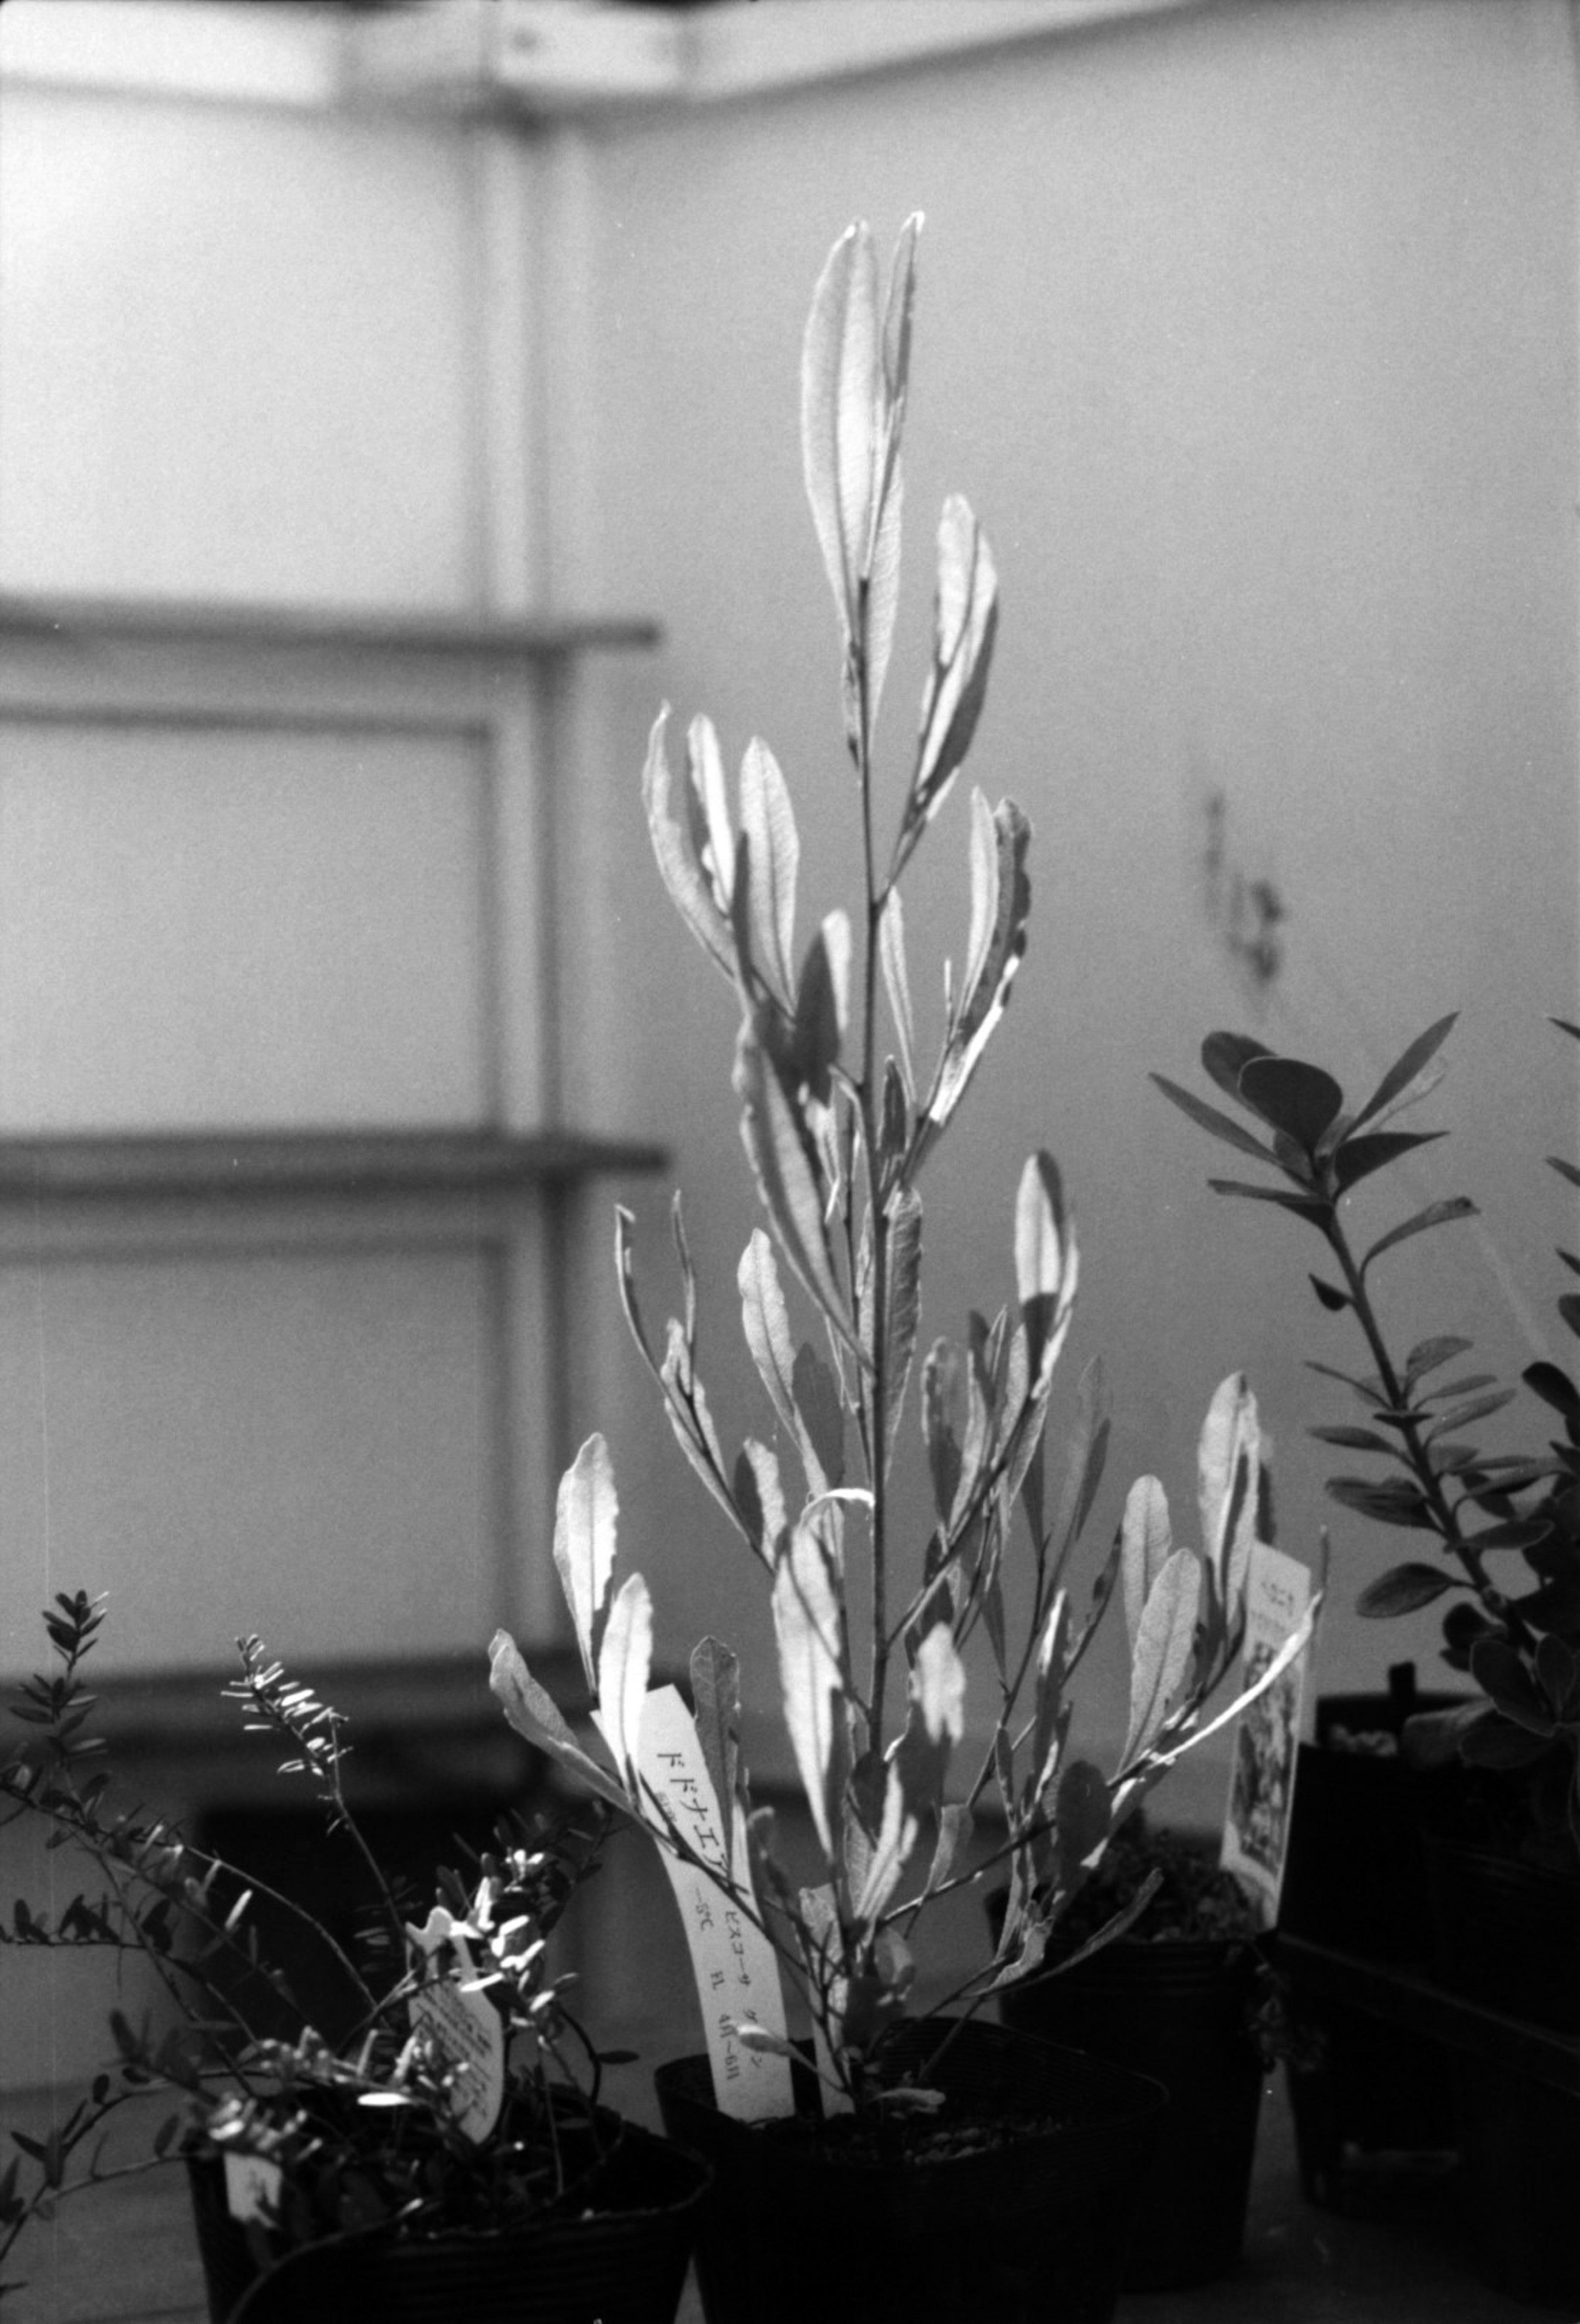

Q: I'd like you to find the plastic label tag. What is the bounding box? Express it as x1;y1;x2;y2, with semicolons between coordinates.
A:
1220;1540;1313;1923
636;1684;794;2120
406;1906;507;2143
223;2150;283;2225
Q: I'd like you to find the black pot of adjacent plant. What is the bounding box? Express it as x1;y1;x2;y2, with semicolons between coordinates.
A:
1275;1672;1462;2212
187;2106;708;2324
1406;1729;1580;2036
1400;1733;1580;2302
654;2019;1164;2324
1279;1668;1468;1962
992;1824;1269;2291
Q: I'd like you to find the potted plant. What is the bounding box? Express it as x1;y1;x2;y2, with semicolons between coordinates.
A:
0;1591;709;2322
486;216;1315;2324
1154;1017;1580;2294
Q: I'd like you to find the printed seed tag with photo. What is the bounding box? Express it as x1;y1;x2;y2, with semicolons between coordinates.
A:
1220;1540;1314;1923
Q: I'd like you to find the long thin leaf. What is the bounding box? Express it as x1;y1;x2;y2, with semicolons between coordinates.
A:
1362;1197;1477;1274
1356;1563;1460;1617
1043;1357;1110;1582
738;1229;799;1442
488;1632;630;1813
918;796;1031;1158
596;1575;653;1791
1207;1178;1331;1221
1120;1476;1172;1650
1427;1388;1515;1437
896;496;999;878
878;891;917;1100
788;917;848;1112
1197;1374;1259;1620
738;737;799;1007
552;1436;620;1693
1403;1335;1474;1389
1015;1151;1075;1394
853;1761;914;1927
793;1342;847;1492
883;1189;924;1466
800;222;881;643
1029;1591;1071;1798
659;1319;739;1530
641;708;734;980
1351;1014;1457;1133
734;1437;788;1568
863;217;921;722
615;1205;662;1380
1308;1423;1396;1454
918;1802;974;1904
772;1518;849;1863
1122;1549;1201;1763
1151;1073;1279;1164
734;1023;861;1363
1325;1476;1434;1528
1150;1606;1319;1770
878;1623;966;1912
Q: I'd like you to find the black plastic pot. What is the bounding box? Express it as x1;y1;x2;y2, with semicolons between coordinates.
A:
1424;1837;1580;2035
1279;1676;1464;2210
1283;2001;1458;2219
654;2018;1166;2324
188;2115;709;2324
999;1939;1263;2289
1451;2061;1580;2303
1280;1678;1467;1962
1415;1834;1580;2300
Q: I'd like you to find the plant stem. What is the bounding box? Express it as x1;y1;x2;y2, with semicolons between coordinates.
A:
852;599;893;1752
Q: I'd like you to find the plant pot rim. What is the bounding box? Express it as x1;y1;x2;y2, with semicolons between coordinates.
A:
654;2016;1168;2156
193;2109;711;2324
1424;1831;1580;1886
200;2108;709;2238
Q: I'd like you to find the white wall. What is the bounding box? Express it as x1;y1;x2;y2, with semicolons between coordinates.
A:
0;53;570;1706
0;84;479;607
0;30;566;2098
550;0;1580;1794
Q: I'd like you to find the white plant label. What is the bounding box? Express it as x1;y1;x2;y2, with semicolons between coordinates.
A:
223;2150;283;2226
637;1684;794;2120
1220;1539;1313;1923
406;1905;507;2143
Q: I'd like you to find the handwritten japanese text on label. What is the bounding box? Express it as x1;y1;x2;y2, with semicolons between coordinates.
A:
637;1685;793;2120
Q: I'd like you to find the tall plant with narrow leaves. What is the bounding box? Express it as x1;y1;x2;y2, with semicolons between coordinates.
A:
489;217;1314;2115
1155;1017;1580;1866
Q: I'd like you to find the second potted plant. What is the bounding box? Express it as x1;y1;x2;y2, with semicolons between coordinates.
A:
1;1593;708;2324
